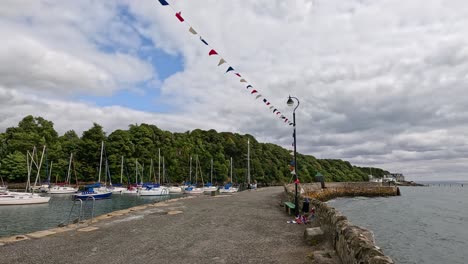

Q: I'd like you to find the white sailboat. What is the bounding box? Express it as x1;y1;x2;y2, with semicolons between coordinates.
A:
48;153;78;194
203;158;218;193
163;154;182;193
219;157;238;194
247;139;257;190
139;150;169;196
122;159;141;195
0;146;50;205
184;155;204;195
110;156;127;194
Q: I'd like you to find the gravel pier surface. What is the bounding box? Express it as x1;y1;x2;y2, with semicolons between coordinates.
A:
0;187;336;264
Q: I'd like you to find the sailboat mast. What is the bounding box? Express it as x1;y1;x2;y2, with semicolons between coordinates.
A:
98;141;104;183
33;145;46;192
211;158;213;183
120;156;124;184
158;148;161;184
67;153;72;184
189;156;192;183
230;157;233;183
163;156;165;184
149;159;153;183
247;139;251;185
135;159;138;185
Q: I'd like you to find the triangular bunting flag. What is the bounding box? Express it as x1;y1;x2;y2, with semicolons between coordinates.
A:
269;106;274;109
158;0;169;5
255;94;262;99
273;109;277;113
240;79;247;83
289;123;293;126
189;27;197;35
175;12;184;22
276;112;281;115
200;37;208;45
251;90;258;94
235;73;241;77
209;49;218;56
226;66;234;73
266;102;270;105
263;99;267;103
246;85;252;89
218;58;226;66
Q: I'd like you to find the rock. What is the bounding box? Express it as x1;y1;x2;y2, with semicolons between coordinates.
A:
304;227;324;244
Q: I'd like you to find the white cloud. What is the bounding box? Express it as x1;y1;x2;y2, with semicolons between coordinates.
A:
2;0;468;181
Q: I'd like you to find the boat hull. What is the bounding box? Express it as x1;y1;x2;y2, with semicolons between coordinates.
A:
48;186;78;194
73;191;112;200
219;187;238;194
0;193;51;205
139;187;169;196
184;188;204;195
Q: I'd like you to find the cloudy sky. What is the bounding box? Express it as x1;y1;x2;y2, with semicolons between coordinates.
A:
1;0;468;181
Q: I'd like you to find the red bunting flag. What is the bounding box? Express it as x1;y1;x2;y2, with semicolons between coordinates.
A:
235;73;241;77
209;49;218;56
251;90;258;94
175;12;184;22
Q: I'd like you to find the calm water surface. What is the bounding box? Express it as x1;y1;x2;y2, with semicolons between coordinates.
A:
328;185;468;264
0;194;180;238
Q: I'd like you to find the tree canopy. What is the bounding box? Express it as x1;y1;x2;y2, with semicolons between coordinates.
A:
0;115;389;185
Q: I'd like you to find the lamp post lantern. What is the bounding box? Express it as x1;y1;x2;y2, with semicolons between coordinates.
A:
287;95;300;216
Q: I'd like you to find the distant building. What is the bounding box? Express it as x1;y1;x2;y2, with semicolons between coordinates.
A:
368;175;382;183
390;173;405;182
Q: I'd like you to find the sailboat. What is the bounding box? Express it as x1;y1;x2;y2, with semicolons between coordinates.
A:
203;158;218;193
0;146;51;205
184;155;204;195
247;139;257;190
219;157;238;194
48;153;78;194
164;154;182;193
139;151;169;196
73;141;112;200
109;156;127;194
122;158;141;194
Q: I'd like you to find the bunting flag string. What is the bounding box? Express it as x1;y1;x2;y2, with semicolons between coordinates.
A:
156;0;291;125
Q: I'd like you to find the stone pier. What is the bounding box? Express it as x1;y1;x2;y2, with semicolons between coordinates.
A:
285;182;396;264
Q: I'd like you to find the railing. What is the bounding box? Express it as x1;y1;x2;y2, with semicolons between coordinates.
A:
63;196;96;227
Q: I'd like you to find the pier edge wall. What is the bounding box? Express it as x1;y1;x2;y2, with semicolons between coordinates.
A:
285;183;396;264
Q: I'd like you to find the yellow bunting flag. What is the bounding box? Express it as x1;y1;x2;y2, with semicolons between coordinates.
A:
240;79;247;83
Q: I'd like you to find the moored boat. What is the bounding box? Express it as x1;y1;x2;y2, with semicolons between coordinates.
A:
0;191;50;205
73;183;112;200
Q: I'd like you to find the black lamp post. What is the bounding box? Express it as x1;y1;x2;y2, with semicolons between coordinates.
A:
287;95;300;216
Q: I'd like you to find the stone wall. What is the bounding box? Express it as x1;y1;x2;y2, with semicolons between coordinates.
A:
284;183;396;263
285;182;400;202
311;199;394;264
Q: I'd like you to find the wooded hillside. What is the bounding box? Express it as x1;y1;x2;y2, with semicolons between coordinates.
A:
0;116;389;185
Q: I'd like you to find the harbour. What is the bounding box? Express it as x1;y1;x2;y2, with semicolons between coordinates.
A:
0;192;180;238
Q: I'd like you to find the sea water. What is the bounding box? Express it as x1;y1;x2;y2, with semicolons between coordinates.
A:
0;194;179;238
328;184;468;264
